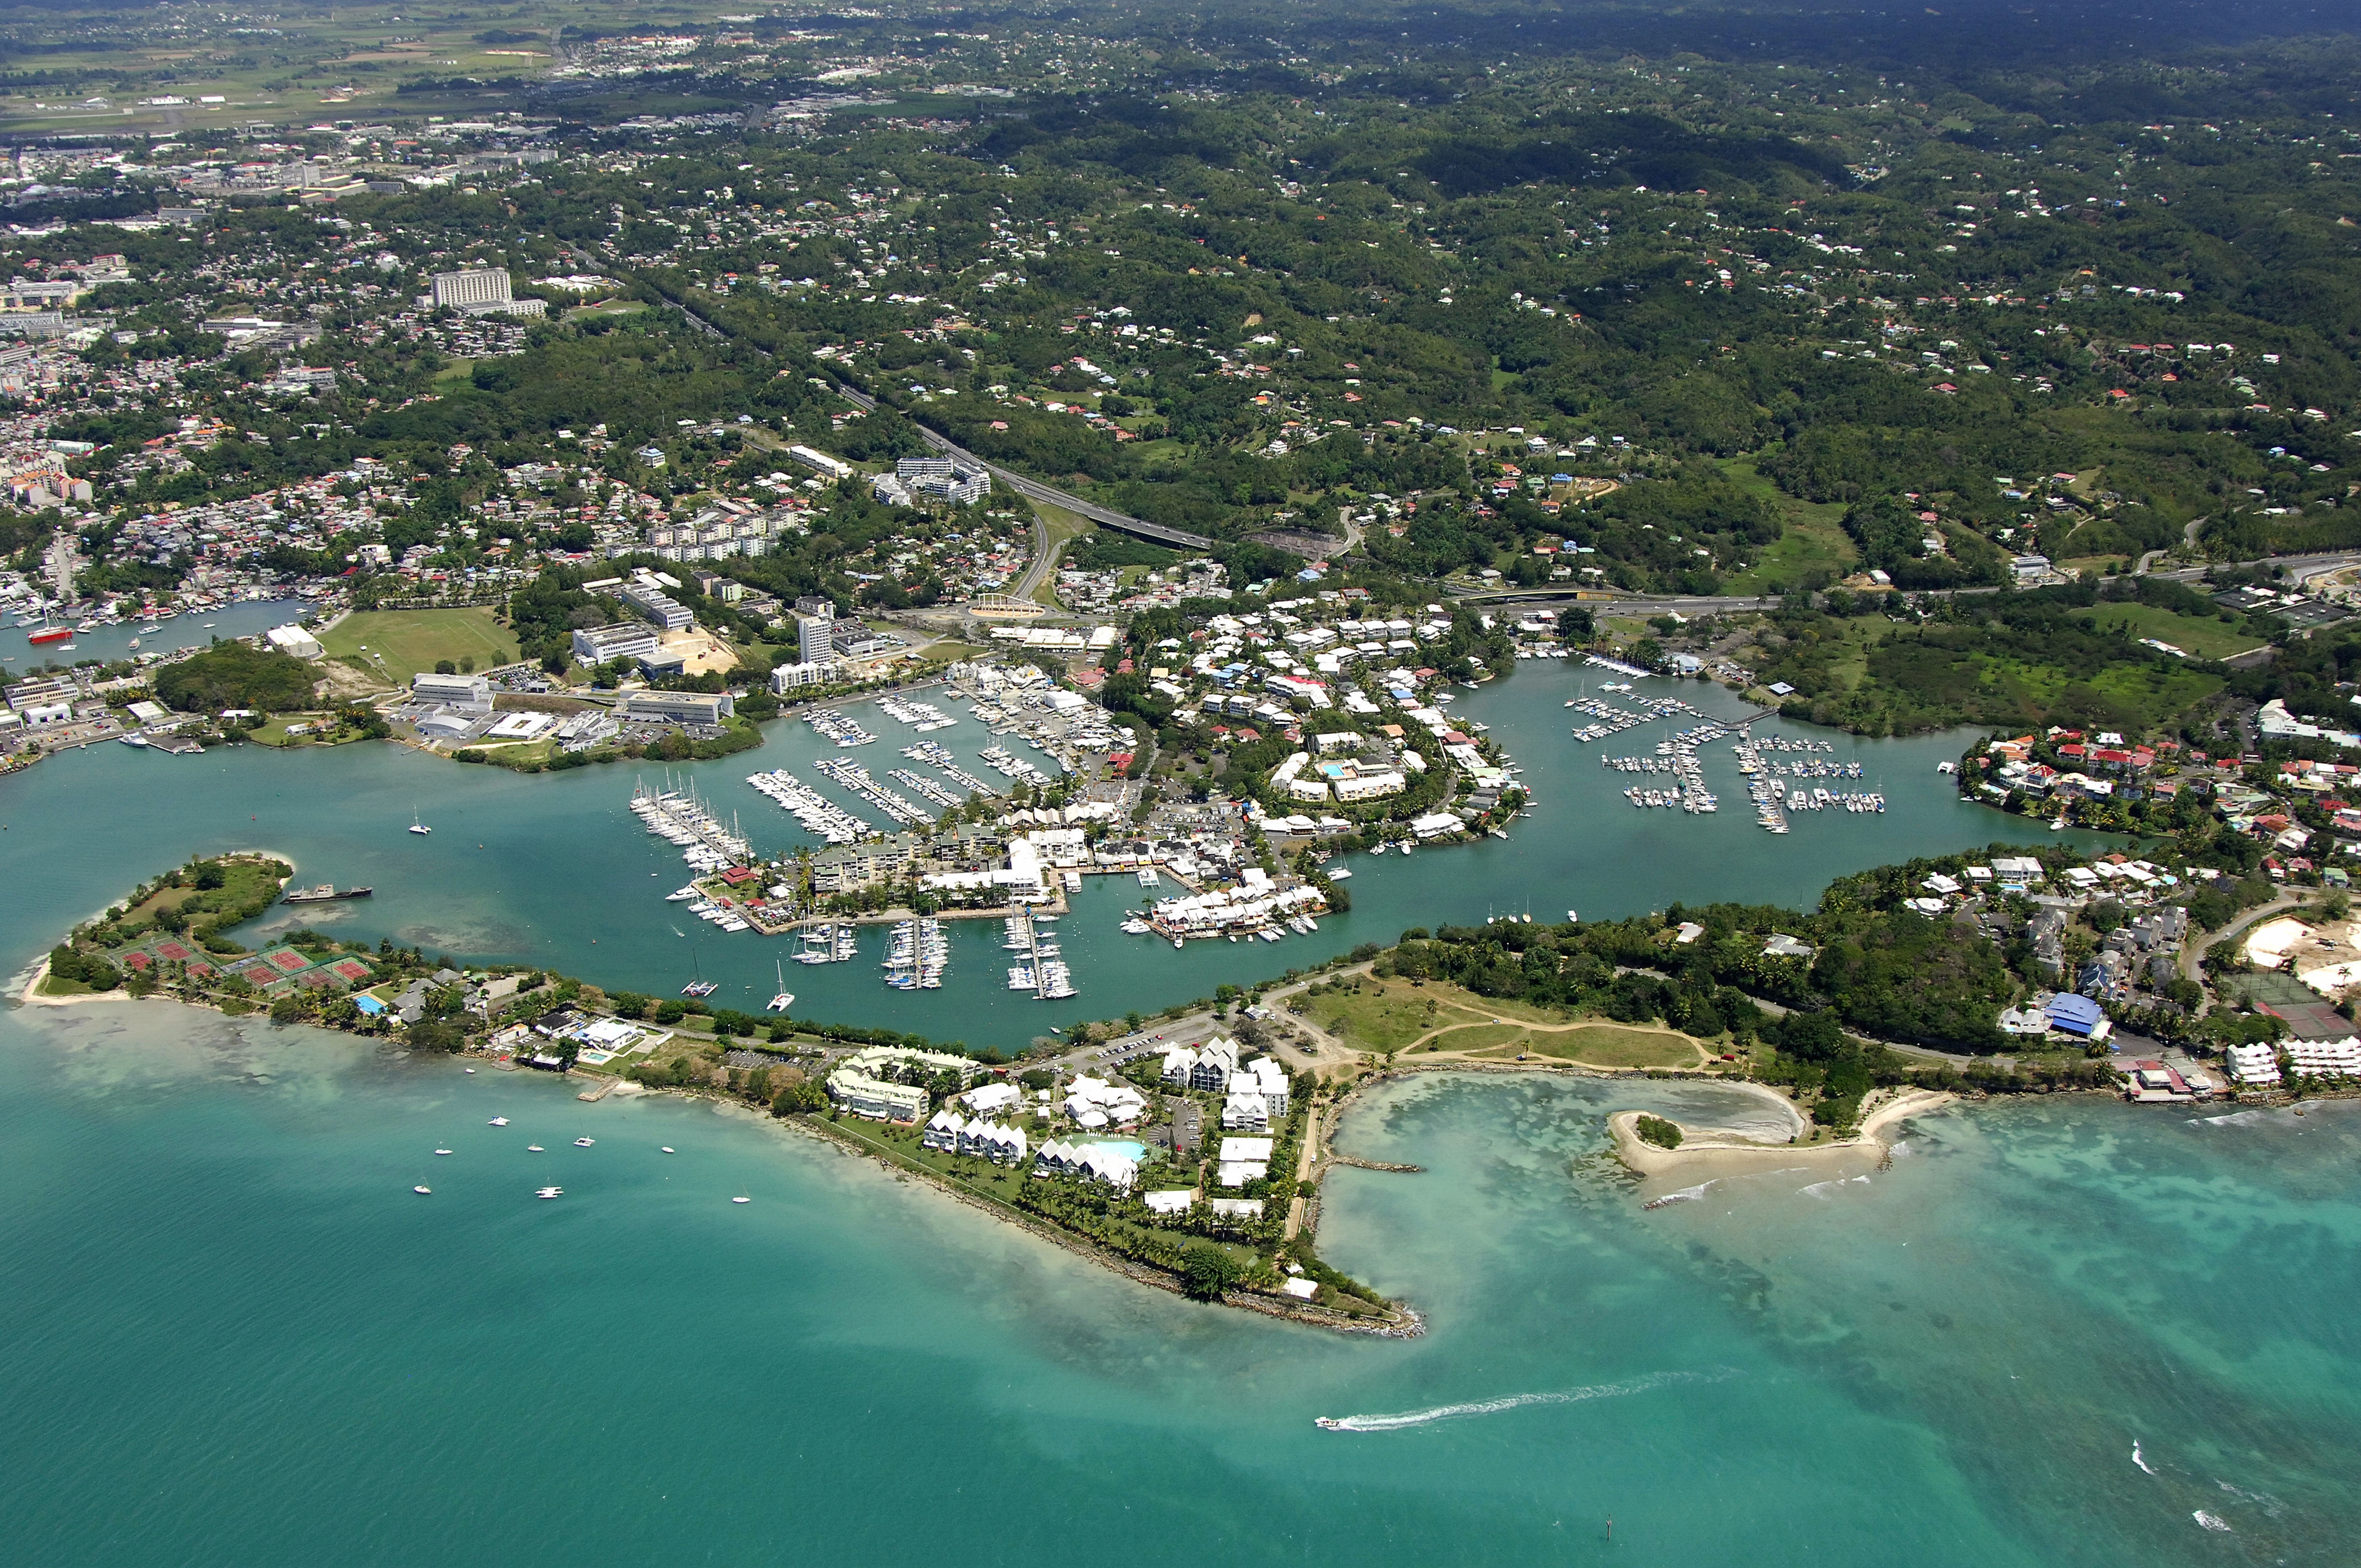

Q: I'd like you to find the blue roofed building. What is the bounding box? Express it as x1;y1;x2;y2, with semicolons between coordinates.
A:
2045;992;2107;1038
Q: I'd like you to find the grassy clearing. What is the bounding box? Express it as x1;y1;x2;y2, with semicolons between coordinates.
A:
319;608;518;685
2068;601;2263;662
1297;976;1587;1053
1297;978;1469;1051
38;973;95;997
1716;458;1860;595
565;299;647;322
1519;1025;1705;1068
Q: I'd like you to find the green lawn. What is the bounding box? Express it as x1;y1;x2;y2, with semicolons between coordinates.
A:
1715;458;1860;595
319;608;519;686
1298;979;1460;1052
1517;1024;1705;1068
2068;601;2265;662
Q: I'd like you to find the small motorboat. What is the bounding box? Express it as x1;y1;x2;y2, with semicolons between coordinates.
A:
661;1147;675;1154
433;1148;453;1156
489;1117;509;1126
526;1145;545;1152
732;1195;750;1204
414;1185;432;1195
1314;1417;1343;1431
573;1137;595;1147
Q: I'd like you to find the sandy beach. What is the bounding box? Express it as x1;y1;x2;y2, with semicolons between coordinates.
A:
1607;1088;1957;1178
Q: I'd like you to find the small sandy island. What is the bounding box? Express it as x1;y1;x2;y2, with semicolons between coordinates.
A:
1607;1087;1956;1178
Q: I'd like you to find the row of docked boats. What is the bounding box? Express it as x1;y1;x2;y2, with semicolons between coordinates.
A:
903;742;1003;797
976;744;1055;787
629;780;753;874
883;916;948;990
1002;912;1076;1000
1125;883;1330;948
794;922;860;964
805;708;875;747
812;755;933;825
746;767;872;843
876;694;958;732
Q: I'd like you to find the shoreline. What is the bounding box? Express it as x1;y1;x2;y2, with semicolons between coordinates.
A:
1605;1088;1958;1177
17;848;298;1011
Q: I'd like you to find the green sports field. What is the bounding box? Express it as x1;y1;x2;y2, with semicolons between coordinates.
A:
318;608;519;687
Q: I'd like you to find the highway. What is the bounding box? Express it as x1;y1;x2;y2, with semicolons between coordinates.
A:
833;383;1215;551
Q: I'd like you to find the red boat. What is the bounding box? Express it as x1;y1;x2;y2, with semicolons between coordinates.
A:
27;625;71;646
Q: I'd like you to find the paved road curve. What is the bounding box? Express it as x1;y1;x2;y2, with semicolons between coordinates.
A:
834;383;1215;552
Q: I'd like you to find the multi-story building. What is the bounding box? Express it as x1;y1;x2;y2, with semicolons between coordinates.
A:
570;622;660;666
796;612;835;666
771;660;844;693
618;690;733;726
617;580;692;631
894;455;991;507
431;269;510;308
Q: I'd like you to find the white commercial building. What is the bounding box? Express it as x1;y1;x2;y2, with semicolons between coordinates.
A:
826;1068;928;1123
771;659;846;693
572;622;661;666
431;268;513;309
618;690;733;726
264;624;324;659
410;672;493;713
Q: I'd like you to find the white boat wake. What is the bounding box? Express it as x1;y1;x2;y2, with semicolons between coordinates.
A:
2192;1511;2231;1532
2132;1440;2155;1474
1318;1368;1737;1433
1642;1180;1716;1210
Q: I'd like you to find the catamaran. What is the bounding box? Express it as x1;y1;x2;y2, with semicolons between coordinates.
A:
768;960;795;1013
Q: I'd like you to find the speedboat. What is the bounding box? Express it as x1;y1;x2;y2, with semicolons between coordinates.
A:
661;1147;675;1154
488;1117;509;1126
526;1145;544;1152
433;1148;453;1156
732;1195;750;1204
414;1185;432;1195
1314;1417;1343;1430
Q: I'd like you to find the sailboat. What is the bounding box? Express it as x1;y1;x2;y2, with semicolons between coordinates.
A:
681;948;717;998
409;804;431;835
768;959;795;1013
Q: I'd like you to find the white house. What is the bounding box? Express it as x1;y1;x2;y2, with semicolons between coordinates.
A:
1216;1135;1273;1187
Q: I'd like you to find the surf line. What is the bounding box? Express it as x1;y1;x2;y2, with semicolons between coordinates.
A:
1316;1368;1738;1433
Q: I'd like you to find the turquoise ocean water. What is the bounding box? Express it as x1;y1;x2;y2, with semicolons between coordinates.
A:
5;667;2352;1565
